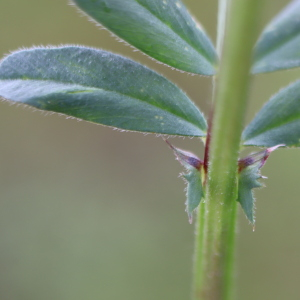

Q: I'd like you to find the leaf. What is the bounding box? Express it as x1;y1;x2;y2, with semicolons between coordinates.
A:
237;145;282;225
252;0;300;74
72;0;217;75
183;169;203;224
237;161;262;225
0;46;207;137
166;141;204;223
243;79;300;147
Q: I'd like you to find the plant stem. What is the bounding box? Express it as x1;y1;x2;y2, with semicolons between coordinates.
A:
193;0;263;299
216;0;229;58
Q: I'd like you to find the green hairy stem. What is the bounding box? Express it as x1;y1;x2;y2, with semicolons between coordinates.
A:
193;0;263;299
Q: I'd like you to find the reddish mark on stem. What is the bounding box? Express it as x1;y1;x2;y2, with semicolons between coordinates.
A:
203;107;214;176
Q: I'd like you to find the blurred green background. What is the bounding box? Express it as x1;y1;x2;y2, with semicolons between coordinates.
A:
0;0;300;299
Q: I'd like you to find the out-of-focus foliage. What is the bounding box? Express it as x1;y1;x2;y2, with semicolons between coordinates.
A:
252;0;300;74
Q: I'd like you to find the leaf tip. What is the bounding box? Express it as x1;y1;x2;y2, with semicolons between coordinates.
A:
165;139;203;170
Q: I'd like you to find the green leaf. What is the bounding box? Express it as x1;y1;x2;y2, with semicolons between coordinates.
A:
237;161;262;225
252;0;300;74
183;169;203;224
243;80;300;147
166;141;204;223
0;46;207;136
72;0;217;75
237;145;282;225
